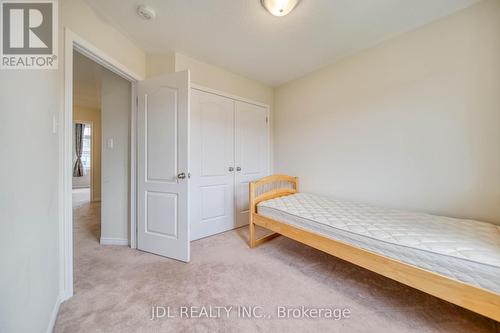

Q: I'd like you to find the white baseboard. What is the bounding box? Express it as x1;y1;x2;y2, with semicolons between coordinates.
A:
46;295;62;333
100;237;129;246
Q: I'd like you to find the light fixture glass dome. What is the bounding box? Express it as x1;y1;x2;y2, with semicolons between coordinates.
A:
261;0;301;17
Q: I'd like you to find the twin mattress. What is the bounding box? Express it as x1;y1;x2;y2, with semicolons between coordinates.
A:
257;193;500;294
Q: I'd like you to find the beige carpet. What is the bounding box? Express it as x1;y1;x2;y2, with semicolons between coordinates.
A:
54;193;499;332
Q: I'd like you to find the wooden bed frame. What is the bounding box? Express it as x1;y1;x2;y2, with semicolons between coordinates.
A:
249;174;500;322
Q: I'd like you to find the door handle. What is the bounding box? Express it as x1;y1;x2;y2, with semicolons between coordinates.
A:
236;166;241;172
177;172;186;179
228;167;234;172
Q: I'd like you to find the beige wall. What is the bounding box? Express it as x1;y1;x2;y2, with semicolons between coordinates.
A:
61;0;146;79
274;0;500;225
175;53;274;107
73;107;102;201
146;53;176;79
100;71;131;243
146;52;274;106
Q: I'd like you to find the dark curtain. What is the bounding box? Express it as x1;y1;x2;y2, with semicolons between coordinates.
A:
73;123;85;177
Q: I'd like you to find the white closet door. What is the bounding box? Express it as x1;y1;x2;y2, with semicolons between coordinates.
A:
234;101;270;228
191;89;235;240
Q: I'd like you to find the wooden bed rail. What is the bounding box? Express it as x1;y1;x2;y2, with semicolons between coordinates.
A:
247;174;500;321
249;174;299;247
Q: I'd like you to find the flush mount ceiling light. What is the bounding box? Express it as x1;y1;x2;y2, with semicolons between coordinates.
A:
137;5;156;20
261;0;301;17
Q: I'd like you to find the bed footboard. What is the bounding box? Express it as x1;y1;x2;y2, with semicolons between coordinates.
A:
249;174;299;247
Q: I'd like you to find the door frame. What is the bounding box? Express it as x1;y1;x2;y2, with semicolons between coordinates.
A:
61;28;142;301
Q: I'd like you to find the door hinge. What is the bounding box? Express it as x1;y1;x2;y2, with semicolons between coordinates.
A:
265;116;268;124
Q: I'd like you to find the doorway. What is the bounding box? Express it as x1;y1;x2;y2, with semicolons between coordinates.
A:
72;49;103;249
72;50;132;240
63;30;192;302
62;30;139;301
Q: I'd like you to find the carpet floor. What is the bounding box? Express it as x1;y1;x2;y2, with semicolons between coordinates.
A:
54;190;499;332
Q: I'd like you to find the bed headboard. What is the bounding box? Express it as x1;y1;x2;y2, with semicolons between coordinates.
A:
249;174;299;215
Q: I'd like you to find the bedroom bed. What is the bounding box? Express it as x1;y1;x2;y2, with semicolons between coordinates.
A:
248;174;500;321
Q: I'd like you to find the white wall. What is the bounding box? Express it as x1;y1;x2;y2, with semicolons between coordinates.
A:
100;70;131;243
274;0;500;225
0;72;60;332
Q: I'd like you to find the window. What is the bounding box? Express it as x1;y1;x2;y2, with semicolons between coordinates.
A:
81;125;91;170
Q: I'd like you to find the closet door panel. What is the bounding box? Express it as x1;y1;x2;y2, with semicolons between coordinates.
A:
191;89;235;240
234;101;270;228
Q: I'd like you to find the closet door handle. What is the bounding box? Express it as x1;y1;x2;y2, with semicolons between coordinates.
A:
177;172;186;179
228;167;234;172
236;166;241;172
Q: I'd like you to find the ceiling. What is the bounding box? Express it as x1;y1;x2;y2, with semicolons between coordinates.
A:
73;51;103;109
85;0;478;86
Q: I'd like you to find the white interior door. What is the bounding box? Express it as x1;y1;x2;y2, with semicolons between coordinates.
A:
137;71;190;262
234;101;270;228
191;89;235;240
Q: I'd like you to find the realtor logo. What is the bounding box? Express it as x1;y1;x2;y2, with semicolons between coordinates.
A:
1;0;58;69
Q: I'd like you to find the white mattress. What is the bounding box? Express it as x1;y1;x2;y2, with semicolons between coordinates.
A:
257;193;500;294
